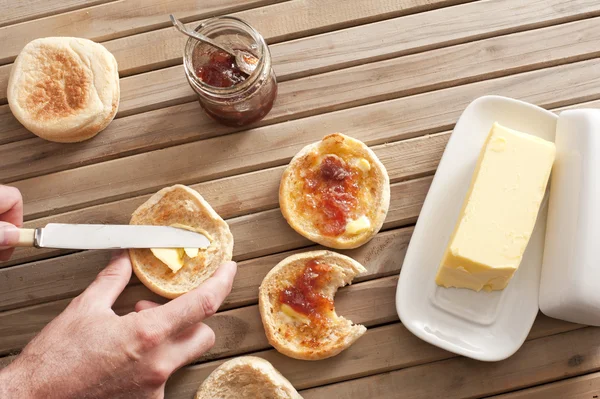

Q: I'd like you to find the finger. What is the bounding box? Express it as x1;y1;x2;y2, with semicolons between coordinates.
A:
82;250;132;308
0;222;20;261
0;222;19;247
151;261;236;336
0;186;23;227
135;300;160;312
161;323;215;370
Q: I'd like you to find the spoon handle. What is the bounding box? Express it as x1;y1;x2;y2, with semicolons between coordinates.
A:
169;15;235;57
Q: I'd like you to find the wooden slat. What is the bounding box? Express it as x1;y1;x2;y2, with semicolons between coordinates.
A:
0;224;410;312
0;251;111;312
0;0;117;28
0;168;584;353
1;1;598;396
0;271;398;356
11;58;600;221
0;168;426;350
168;324;454;397
203;276;399;363
108;3;600;121
299;327;600;399
2;0;598;106
0;0;464;104
75;0;475;77
2;0;599;143
110;15;600;120
3;0;599;152
163;316;585;398
0;314;585;390
0;104;28;146
272;0;600;81
3;14;600;179
0;309;581;378
228;176;427;263
104;15;600;117
0;91;570;257
0;0;477;151
0;0;287;65
488;372;600;399
4;131;444;267
7;95;599;268
44;0;600;80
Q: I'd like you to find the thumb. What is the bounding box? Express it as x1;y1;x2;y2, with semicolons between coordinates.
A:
0;222;19;248
0;222;19;261
81;250;132;309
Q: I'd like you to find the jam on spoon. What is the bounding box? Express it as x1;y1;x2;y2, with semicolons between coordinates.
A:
194;50;248;88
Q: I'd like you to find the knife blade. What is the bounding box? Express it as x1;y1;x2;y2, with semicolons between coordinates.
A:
17;223;210;250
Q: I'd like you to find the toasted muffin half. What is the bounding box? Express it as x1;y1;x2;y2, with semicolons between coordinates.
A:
7;37;119;143
258;250;367;360
129;185;233;299
195;356;302;399
279;133;390;249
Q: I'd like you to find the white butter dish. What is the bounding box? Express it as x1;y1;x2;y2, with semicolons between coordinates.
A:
539;109;600;326
396;96;557;361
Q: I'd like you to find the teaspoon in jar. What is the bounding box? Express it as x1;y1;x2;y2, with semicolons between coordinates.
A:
169;14;258;76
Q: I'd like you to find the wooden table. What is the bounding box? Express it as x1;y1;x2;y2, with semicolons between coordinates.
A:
1;0;600;397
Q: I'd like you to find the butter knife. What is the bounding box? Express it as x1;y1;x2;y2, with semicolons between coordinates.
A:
14;223;210;250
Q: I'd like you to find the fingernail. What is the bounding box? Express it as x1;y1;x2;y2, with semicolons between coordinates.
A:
0;225;18;247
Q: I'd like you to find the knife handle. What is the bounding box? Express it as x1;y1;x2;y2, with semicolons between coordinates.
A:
15;228;35;247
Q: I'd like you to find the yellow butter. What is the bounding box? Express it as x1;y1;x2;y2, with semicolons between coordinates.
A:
280;304;311;324
150;224;207;273
353;157;371;173
184;247;199;258
150;248;184;273
435;122;555;292
345;215;371;235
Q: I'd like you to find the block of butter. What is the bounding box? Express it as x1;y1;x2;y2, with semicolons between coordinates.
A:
435;122;555;292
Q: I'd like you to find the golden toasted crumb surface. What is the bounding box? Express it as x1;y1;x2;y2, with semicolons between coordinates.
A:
24;45;89;121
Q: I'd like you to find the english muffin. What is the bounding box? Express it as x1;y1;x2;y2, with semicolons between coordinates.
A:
129;185;233;299
258;250;367;360
7;37;119;142
195;356;302;399
279;133;390;249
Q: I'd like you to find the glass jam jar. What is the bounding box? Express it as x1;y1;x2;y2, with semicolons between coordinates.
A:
183;16;278;127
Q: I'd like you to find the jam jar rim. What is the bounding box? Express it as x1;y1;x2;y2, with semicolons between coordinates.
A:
183;16;269;96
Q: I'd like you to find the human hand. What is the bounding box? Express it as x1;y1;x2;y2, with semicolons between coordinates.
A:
0;185;23;261
0;252;237;399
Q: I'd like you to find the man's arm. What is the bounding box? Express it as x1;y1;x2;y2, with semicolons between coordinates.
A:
0;251;236;398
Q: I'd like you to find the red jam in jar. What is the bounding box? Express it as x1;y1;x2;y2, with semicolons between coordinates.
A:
194;50;247;88
184;17;278;127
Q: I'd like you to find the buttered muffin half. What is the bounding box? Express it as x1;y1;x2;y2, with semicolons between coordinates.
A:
129;185;233;299
280;133;390;249
7;37;119;142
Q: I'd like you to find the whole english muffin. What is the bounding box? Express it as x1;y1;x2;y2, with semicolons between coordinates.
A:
7;37;119;143
280;133;390;249
129;185;233;299
258;250;367;360
195;356;302;399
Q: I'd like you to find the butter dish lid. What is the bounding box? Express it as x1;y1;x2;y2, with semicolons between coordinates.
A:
539;109;600;326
